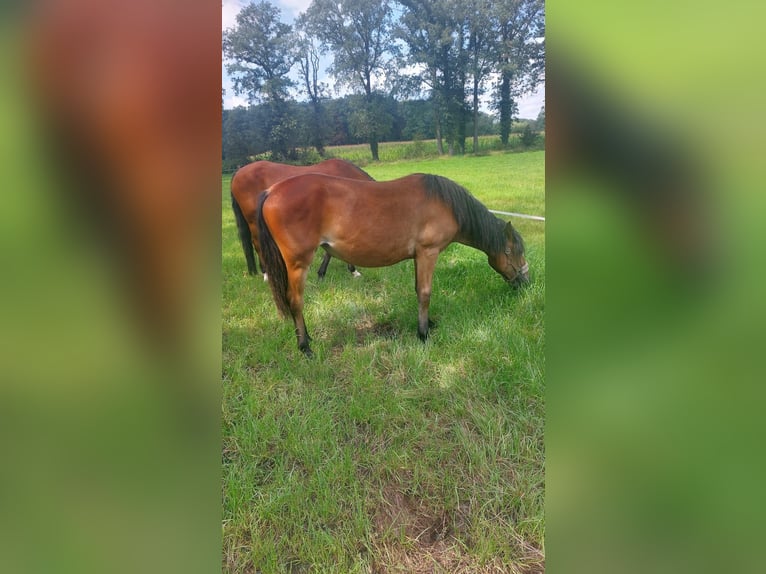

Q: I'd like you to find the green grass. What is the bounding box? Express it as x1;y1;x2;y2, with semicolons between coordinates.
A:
222;151;545;572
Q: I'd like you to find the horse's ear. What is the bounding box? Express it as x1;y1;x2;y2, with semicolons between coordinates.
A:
504;220;525;254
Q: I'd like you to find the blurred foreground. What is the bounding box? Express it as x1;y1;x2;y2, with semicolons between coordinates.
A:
547;2;766;573
0;1;221;573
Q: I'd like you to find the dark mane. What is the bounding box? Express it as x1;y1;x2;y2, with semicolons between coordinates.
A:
421;174;524;255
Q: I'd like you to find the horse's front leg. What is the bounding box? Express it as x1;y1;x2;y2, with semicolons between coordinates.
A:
414;250;438;341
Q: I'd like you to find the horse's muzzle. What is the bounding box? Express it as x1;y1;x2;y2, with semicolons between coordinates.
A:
509;263;530;288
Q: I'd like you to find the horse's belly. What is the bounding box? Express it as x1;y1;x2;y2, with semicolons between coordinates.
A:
321;240;411;268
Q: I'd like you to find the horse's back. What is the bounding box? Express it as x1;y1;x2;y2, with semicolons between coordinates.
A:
231;161;280;196
265;173;431;214
315;158;372;180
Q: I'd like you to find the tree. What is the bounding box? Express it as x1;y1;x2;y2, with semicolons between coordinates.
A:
223;1;297;159
347;93;395;149
293;27;330;155
396;0;469;155
466;0;496;153
302;0;398;160
222;107;257;171
495;0;545;145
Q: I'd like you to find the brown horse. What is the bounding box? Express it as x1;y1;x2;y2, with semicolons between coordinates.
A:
230;159;373;280
257;173;529;357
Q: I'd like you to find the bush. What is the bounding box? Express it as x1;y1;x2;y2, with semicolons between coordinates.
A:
403;138;427;159
520;123;538;148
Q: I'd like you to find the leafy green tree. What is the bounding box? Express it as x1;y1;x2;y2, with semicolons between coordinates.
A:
466;0;497;153
346;93;394;148
520;122;537;148
397;0;469;155
223;1;297;159
302;0;398;160
495;0;545;145
293;27;330;155
222;107;257;171
398;100;435;140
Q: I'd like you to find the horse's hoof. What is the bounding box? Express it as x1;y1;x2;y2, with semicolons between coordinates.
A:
301;347;314;359
352;270;362;278
263;273;268;282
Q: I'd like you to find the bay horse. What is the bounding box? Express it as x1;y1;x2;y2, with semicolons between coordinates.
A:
257;173;530;357
230;159;373;280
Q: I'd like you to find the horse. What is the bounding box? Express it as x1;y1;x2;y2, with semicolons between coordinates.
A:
230;159;373;280
257;173;530;357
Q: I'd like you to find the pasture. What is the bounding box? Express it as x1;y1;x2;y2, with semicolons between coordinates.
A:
322;134;544;165
222;151;545;572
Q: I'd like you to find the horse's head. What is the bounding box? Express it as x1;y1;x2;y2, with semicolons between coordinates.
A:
490;221;529;288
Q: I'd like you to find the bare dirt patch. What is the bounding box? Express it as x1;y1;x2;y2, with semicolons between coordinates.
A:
355;316;401;345
369;483;544;573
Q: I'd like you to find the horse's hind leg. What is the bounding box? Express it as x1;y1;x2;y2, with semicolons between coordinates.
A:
347;263;361;277
253;240;268;281
317;251;332;279
287;264;313;357
316;251;361;279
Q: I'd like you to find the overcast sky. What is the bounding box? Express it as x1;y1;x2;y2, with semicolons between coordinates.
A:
221;0;545;119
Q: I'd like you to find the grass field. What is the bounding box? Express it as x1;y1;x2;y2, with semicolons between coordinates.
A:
322;134;544;165
222;150;545;572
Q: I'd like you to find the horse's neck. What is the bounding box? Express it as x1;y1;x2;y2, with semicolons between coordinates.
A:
454;220;504;259
454;233;491;257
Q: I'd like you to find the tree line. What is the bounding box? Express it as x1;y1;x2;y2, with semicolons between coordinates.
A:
222;0;544;165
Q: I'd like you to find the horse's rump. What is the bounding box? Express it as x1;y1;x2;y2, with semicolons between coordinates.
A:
230;159;373;276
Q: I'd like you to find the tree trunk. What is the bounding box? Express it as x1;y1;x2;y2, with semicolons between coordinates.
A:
499;70;512;146
472;76;480;153
369;139;379;161
435;111;444;155
311;99;325;156
457;101;466;154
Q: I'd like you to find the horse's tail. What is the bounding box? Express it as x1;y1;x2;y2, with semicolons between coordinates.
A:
230;191;258;275
256;192;291;318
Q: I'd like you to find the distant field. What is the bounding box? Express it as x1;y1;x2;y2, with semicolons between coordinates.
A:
325;133;544;165
222;150;545;572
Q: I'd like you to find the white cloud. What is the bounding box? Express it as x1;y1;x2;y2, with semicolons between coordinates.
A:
222;0;310;30
222;0;245;32
517;86;545;120
277;0;312;18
